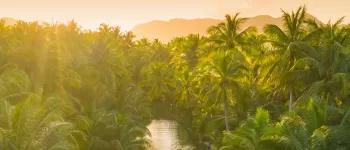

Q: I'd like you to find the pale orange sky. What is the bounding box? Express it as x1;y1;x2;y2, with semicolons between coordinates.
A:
0;0;349;31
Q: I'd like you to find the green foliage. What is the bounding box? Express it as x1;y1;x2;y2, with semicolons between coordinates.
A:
1;5;350;150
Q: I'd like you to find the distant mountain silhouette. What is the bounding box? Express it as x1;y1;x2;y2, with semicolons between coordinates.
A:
131;14;322;42
0;17;18;26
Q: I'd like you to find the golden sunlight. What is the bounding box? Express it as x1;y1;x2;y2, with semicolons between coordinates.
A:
1;0;350;31
1;1;350;150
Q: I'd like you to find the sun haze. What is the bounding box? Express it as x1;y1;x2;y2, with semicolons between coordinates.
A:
0;0;350;31
3;0;350;150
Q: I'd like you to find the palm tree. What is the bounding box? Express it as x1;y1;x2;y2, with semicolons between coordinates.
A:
263;5;319;112
262;113;311;150
78;27;129;110
169;34;203;70
71;110;151;150
141;62;174;101
0;94;76;149
172;69;196;107
0;19;13;64
207;13;254;49
297;17;350;105
8;21;47;94
127;43;153;84
0;64;31;103
150;39;170;62
207;13;265;114
200;51;248;131
168;35;203;107
262;98;350;150
207;13;257;66
220;108;270;150
305;16;350;46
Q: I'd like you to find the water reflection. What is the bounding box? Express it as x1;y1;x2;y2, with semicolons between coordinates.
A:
147;120;184;150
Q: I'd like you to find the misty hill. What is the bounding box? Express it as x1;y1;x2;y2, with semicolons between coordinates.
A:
131;14;321;42
0;17;18;26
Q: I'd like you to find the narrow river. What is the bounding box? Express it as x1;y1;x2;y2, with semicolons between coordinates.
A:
147;120;190;150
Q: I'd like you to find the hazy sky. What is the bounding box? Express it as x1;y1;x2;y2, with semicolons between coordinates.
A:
0;0;349;31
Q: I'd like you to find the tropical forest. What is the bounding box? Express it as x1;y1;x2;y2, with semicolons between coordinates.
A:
0;5;350;150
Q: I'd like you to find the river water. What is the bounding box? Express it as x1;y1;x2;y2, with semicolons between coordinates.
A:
147;120;190;150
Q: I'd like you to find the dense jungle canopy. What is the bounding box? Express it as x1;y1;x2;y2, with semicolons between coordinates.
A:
0;5;350;150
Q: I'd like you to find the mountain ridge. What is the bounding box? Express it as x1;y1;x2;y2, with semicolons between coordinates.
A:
0;17;18;26
131;13;322;42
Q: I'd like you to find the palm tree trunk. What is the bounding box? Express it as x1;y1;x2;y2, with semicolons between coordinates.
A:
207;143;212;150
224;88;230;131
289;88;293;113
224;102;229;131
341;108;350;126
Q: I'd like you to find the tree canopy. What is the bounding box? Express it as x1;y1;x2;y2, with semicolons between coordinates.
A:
0;5;350;150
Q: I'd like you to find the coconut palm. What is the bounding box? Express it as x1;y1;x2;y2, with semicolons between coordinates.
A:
220;108;270;150
0;64;31;103
263;5;321;112
70;110;151;150
200;51;249;131
0;94;76;150
169;34;203;70
305;16;350;46
296;18;350;106
207;13;257;66
172;70;196;107
79;110;151;150
141;62;174;101
262;98;350;150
